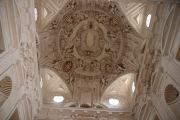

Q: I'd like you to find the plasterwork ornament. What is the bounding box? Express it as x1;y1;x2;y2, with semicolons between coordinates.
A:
39;0;142;103
20;42;35;89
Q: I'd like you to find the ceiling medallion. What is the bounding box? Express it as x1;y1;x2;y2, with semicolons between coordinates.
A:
109;17;121;26
61;56;76;73
75;23;104;57
63;13;74;24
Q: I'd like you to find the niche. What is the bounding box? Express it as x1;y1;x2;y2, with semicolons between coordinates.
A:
165;84;180;119
0;76;12;107
0;21;5;54
175;45;180;62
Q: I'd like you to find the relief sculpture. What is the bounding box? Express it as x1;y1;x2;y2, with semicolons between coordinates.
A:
39;0;139;95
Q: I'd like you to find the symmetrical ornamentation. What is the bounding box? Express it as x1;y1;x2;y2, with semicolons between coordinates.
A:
39;0;142;108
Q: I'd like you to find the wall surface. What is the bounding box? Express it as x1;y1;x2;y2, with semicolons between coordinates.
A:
0;0;42;120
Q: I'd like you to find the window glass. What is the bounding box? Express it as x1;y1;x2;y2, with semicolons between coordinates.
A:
109;98;119;105
132;82;135;93
53;96;64;102
146;14;151;27
34;8;38;21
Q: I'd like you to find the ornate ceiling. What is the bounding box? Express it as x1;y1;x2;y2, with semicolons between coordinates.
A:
37;0;152;110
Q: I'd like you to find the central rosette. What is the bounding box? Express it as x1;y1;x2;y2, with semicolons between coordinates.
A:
74;22;104;57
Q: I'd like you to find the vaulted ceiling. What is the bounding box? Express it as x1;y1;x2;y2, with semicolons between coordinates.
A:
36;0;153;111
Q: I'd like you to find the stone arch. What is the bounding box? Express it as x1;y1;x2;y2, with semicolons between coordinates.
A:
0;76;12;107
102;71;136;92
41;66;72;93
41;68;72;103
100;73;135;108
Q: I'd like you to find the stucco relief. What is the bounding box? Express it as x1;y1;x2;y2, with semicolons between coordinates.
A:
38;0;141;109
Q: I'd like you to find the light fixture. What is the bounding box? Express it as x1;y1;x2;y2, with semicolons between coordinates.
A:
109;98;119;105
146;14;151;27
132;82;135;93
53;96;64;102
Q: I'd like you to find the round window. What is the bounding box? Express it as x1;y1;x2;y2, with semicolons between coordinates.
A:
53;96;64;102
109;98;119;105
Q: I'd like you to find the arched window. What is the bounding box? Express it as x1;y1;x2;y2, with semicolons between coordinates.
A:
40;77;43;88
34;8;38;21
146;14;151;27
132;82;135;93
